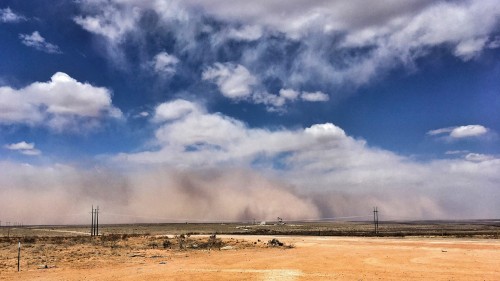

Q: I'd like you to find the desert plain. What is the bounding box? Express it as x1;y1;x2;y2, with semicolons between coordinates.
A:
1;221;499;280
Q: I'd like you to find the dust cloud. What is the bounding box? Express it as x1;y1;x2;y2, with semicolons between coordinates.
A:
0;161;497;225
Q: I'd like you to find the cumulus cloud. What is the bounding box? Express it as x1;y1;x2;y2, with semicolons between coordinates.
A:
148;51;179;75
279;89;300;101
118;99;346;166
19;31;62;54
450;125;489;138
201;62;328;109
153;99;200;122
251;90;308;111
301;91;329;102
255;88;330;108
428;125;489;139
202;63;257;99
4;141;41;156
0;7;26;23
0;72;122;132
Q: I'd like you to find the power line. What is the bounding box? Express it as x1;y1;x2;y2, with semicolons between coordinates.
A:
98;211;374;223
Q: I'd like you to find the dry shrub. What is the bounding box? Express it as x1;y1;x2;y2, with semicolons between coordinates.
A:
268;238;284;247
101;234;122;242
162;239;172;249
21;236;37;243
198;234;224;249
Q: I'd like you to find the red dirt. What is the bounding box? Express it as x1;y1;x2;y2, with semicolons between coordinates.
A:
1;235;499;280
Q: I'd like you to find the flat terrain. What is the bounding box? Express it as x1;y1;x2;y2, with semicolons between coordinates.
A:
1;222;499;280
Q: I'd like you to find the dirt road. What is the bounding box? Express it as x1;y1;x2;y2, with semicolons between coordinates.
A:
1;235;499;280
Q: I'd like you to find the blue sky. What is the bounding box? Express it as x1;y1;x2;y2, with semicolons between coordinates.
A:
1;0;499;224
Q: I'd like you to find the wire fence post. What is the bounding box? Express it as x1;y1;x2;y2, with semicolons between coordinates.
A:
18;241;21;272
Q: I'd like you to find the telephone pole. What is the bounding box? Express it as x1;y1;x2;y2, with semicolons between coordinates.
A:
91;205;94;237
373;207;379;235
96;206;99;236
90;205;99;237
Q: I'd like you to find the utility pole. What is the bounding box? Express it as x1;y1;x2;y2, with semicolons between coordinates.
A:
90;205;101;237
376;207;379;234
373;207;379;235
91;205;94;237
96;206;99;236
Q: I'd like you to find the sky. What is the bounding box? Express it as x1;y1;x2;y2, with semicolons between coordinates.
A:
0;0;499;225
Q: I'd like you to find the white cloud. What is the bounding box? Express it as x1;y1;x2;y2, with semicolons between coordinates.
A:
182;0;499;61
465;153;495;162
427;127;454;136
0;72;122;132
201;62;328;109
252;92;286;109
74;4;140;42
0;7;26;23
454;38;488;61
4;141;41;156
73;2;143;66
153;99;200;122
279;89;300;101
445;150;469;155
148;51;179;75
73;0;500;98
180;0;431;39
428;125;489;139
301;91;329;102
304;123;346;139
450;125;488;139
19;31;62;54
5;141;34;150
226;25;263;41
120;99;318;165
250;89;301;110
202;63;257;99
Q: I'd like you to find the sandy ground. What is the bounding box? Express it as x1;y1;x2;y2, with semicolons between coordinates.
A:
1;235;499;280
